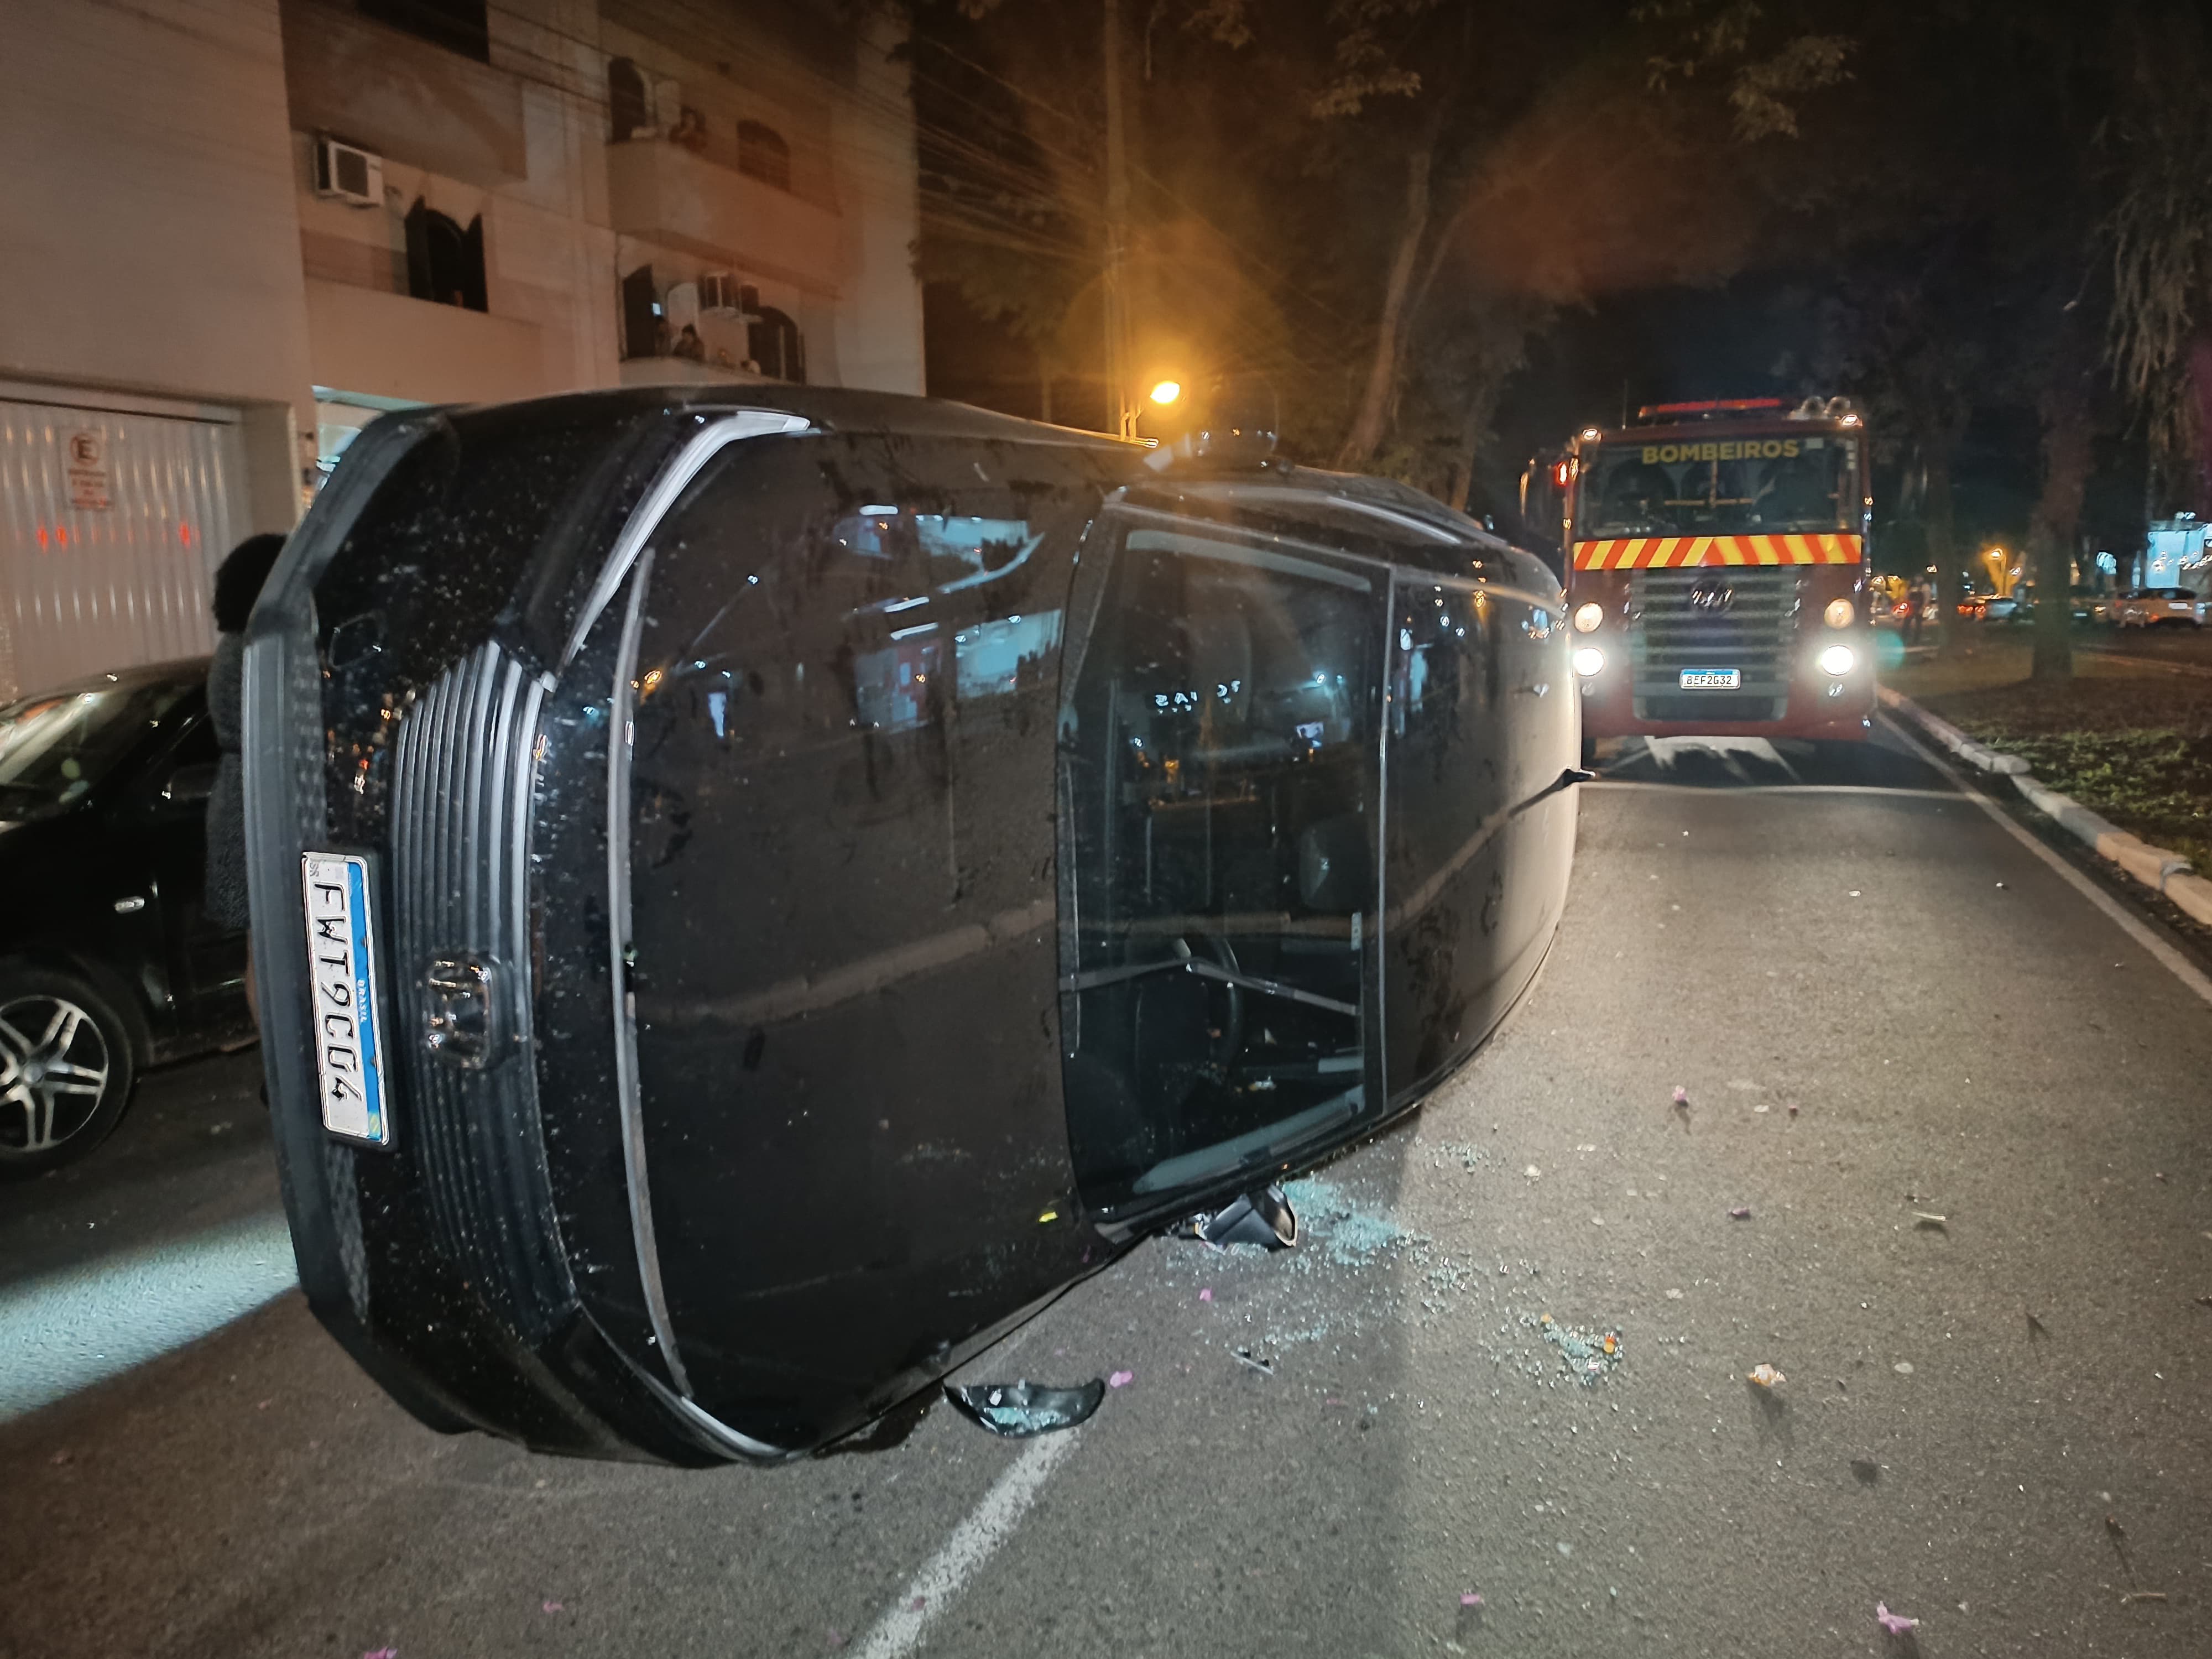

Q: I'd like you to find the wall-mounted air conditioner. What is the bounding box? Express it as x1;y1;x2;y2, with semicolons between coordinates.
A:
314;137;384;207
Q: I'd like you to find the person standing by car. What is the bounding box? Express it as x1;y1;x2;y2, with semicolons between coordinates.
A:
206;533;287;1020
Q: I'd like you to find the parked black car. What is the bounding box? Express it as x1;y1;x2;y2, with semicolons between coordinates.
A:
246;386;1579;1464
0;659;254;1176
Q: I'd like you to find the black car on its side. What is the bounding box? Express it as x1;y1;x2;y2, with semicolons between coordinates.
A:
247;385;1580;1464
0;659;255;1176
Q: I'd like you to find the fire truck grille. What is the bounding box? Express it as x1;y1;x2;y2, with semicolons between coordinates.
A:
1630;567;1798;723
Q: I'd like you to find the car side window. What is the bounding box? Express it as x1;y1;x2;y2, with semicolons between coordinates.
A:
1058;514;1384;1219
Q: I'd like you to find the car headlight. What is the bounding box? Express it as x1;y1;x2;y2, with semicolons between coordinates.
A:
1817;644;1856;676
1572;646;1605;677
1823;597;1854;628
1572;602;1604;634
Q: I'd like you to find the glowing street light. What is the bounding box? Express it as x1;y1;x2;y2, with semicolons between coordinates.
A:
1148;379;1182;406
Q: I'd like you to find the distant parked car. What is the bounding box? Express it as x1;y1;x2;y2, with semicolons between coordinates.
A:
0;658;254;1176
1980;593;2021;621
2112;587;2206;628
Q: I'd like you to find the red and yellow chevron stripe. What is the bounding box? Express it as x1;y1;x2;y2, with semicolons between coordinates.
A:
1572;533;1862;570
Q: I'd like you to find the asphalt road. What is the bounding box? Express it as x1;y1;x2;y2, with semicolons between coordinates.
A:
7;722;2212;1659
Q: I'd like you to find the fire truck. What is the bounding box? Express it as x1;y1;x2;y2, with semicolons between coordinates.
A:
1528;397;1874;762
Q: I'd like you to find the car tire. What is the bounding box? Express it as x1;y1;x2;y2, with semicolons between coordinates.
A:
0;967;140;1179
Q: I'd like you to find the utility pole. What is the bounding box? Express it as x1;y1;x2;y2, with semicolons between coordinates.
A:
1100;0;1135;441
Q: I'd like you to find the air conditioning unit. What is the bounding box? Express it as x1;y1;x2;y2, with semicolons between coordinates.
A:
314;137;384;207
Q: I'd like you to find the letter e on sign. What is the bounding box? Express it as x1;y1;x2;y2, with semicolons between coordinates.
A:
65;430;109;511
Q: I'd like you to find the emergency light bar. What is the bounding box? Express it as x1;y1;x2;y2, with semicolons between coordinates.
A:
1632;399;1785;422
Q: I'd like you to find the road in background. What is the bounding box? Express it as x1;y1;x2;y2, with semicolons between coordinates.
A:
6;728;2211;1658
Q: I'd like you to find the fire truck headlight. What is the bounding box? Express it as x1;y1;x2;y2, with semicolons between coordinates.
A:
1572;602;1604;633
1823;597;1854;628
1817;644;1857;677
1572;646;1605;677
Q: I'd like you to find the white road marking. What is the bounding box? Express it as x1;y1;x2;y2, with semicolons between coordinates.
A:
1639;734;1796;780
0;1209;298;1421
1884;716;2212;1010
851;1429;1082;1659
1584;780;1961;801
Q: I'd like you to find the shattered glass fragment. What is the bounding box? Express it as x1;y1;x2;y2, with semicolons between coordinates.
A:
1528;1312;1624;1386
941;1378;1107;1437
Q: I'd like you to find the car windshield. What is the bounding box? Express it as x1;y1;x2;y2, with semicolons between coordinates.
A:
0;675;192;820
1578;432;1856;537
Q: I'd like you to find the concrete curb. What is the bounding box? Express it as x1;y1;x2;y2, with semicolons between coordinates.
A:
1880;685;2212;929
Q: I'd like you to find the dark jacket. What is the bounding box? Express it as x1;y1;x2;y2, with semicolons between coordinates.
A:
205;630;250;930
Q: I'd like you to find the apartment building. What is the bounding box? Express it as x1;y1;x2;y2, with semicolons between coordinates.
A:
0;0;924;700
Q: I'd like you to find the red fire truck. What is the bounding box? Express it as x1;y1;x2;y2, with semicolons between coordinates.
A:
1530;397;1874;761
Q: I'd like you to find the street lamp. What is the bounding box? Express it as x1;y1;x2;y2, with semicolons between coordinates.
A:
1149;379;1182;406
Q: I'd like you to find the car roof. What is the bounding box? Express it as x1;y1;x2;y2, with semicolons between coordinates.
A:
420;384;1536;570
3;655;208;706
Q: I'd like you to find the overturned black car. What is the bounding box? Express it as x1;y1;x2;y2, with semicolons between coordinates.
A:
247;387;1578;1464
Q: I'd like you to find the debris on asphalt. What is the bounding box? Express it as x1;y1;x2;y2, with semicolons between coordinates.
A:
1747;1364;1786;1389
2193;1296;2212;1310
541;1600;564;1614
1108;1370;1134;1388
1665;1288;1683;1300
1459;1592;1485;1608
942;1379;1107;1437
1525;1164;1543;1180
826;1629;848;1649
1729;1207;1752;1220
1171;1183;1298;1249
1914;1213;1948;1230
1893;1361;1915;1375
1672;1086;1689;1107
1753;1103;1771;1114
2121;1591;2168;1604
1230;1348;1275;1375
1787;1103;1799;1118
1531;1312;1624;1385
1851;1458;1881;1484
1875;1602;1919;1634
909;1596;927;1612
1199;1288;1213;1302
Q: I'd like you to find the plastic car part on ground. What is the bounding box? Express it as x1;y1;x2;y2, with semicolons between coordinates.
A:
1170;1183;1299;1249
1531;1312;1624;1385
941;1378;1107;1437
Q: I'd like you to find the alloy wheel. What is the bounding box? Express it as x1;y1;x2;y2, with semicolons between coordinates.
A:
0;994;113;1154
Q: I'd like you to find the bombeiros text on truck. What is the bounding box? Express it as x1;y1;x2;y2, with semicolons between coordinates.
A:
1524;397;1875;763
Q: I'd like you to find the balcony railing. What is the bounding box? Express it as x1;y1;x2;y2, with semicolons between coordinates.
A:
606;139;839;292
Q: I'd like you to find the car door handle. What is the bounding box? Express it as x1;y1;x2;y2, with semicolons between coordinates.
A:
113;896;147;914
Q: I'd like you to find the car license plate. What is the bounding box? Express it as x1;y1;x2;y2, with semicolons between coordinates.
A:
1678;668;1741;690
300;852;393;1146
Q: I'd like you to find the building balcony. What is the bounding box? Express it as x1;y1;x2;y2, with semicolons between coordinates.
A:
305;278;544;406
606;140;840;292
281;0;527;189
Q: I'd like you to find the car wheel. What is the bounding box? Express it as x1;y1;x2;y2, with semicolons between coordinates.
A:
0;969;139;1178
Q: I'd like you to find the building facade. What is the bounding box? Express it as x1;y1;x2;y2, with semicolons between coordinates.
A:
0;0;924;701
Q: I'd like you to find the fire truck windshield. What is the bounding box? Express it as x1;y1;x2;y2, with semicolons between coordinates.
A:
1579;435;1855;538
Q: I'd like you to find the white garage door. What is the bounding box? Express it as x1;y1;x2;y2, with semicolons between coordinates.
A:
0;390;249;702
